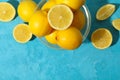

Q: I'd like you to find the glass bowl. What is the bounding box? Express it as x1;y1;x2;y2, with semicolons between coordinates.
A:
36;0;91;49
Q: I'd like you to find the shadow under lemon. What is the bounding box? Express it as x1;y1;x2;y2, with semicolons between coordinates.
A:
85;0;119;47
34;0;41;3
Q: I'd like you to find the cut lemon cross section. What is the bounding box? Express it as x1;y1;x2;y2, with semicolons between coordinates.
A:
48;4;73;30
96;4;115;20
112;19;120;30
0;2;16;22
13;24;32;43
91;28;112;49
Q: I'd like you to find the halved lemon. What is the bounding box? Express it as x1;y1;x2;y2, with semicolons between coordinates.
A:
91;28;112;49
96;4;115;20
112;19;120;30
0;2;16;22
13;24;32;43
48;4;73;30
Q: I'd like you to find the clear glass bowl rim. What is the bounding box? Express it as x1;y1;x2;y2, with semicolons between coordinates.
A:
36;0;91;49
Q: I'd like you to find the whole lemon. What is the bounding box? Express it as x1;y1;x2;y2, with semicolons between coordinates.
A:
57;27;83;50
56;0;86;10
71;10;86;30
29;10;53;37
45;30;58;44
41;0;56;11
18;0;37;22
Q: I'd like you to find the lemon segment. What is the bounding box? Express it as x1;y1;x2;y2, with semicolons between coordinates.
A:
112;19;120;30
96;4;115;20
13;24;32;43
48;4;73;30
91;28;113;49
0;2;16;22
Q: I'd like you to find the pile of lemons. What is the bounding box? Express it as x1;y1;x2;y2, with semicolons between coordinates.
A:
16;0;85;50
0;0;119;50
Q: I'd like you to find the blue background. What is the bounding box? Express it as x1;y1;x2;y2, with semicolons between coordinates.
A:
0;0;120;80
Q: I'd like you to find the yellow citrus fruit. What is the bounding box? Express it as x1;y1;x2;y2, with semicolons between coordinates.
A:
56;0;86;10
45;30;58;44
91;28;113;49
57;27;83;50
13;24;32;43
48;4;73;30
112;19;120;30
29;10;53;37
96;4;115;20
48;0;56;1
71;10;85;30
18;0;37;22
41;0;56;11
0;2;16;22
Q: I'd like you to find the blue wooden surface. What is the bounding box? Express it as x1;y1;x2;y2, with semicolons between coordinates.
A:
0;0;120;80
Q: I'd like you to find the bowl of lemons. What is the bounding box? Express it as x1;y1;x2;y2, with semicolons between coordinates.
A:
28;0;91;50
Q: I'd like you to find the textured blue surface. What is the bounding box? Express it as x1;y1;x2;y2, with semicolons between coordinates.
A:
0;0;120;80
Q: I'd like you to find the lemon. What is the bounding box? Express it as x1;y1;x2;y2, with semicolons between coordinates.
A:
48;4;73;30
48;0;56;1
45;30;58;44
18;0;37;22
56;0;86;10
112;19;120;30
71;10;85;30
91;28;113;49
0;2;16;22
57;27;83;50
13;24;32;43
29;10;53;37
96;4;115;20
41;0;56;11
